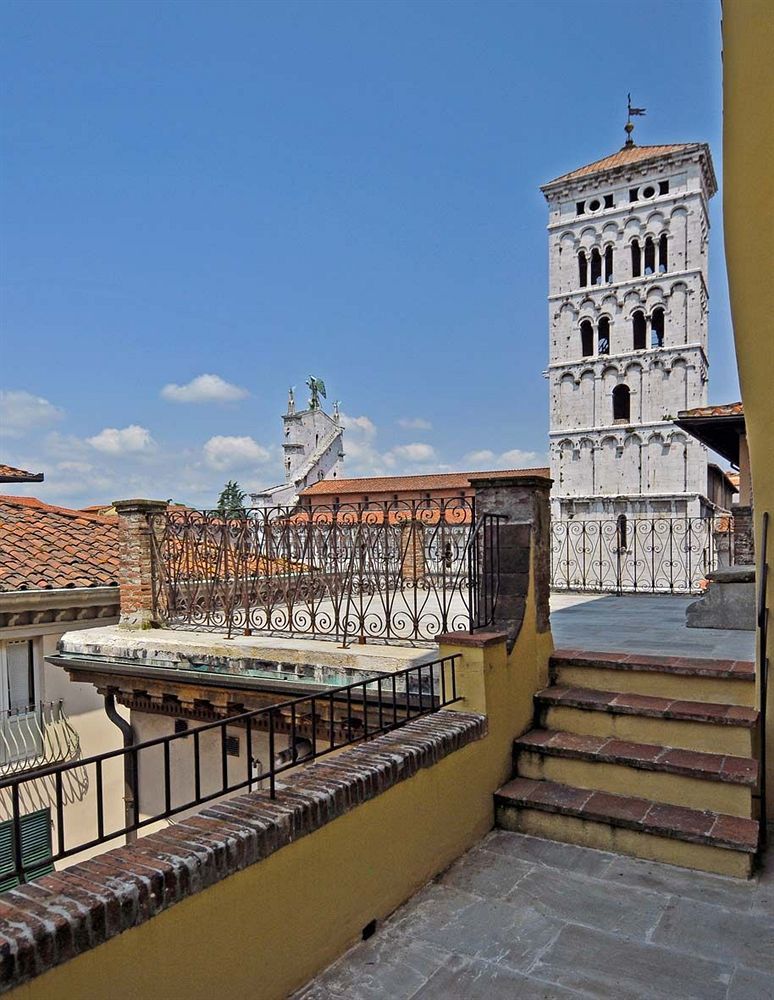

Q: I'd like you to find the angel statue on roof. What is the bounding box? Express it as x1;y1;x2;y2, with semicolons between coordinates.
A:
306;375;327;410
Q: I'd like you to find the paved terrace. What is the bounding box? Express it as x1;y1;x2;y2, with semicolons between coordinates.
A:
297;830;774;1000
550;593;755;660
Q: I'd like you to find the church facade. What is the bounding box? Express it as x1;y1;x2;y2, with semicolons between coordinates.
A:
542;140;719;522
250;386;344;509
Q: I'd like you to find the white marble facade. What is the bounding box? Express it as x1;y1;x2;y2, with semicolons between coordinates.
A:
542;143;718;520
250;390;344;509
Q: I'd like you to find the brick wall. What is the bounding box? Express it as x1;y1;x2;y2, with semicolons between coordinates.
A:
113;499;168;629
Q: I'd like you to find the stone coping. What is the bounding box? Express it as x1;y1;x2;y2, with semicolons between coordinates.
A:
437;631;509;649
0;711;486;994
57;625;440;675
708;566;755;584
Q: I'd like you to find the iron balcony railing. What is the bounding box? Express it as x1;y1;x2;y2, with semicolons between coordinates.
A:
149;499;504;643
0;701;80;777
0;655;461;886
551;515;735;595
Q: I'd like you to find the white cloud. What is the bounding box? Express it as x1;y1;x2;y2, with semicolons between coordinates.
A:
389;442;437;463
203;435;270;471
87;425;156;455
161;374;249;404
397;417;432;431
341;413;376;437
0;390;63;437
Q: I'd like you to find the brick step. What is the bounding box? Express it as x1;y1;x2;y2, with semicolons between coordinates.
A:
550;650;756;708
536;686;758;756
495;777;759;878
514;729;756;817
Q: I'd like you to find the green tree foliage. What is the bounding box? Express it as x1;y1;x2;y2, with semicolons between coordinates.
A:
216;480;247;517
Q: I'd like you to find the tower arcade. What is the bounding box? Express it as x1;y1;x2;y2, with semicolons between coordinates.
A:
541;140;717;521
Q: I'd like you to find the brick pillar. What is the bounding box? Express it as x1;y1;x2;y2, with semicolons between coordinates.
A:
469;475;552;647
113;498;168;629
732;505;755;565
400;520;426;582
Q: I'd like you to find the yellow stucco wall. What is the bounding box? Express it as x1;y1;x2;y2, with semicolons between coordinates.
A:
7;562;551;1000
723;0;774;818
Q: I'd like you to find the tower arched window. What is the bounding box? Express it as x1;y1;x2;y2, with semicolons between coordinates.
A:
604;246;613;283
659;234;668;273
578;250;588;288
590;248;602;285
644;236;656;275
631;239;642;278
651;307;665;348
632;310;647;350
580;320;594;357
597;317;610;356
612;384;631;423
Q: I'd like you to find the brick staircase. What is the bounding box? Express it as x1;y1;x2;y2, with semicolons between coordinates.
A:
495;648;760;877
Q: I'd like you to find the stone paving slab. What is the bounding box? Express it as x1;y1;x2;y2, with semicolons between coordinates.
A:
294;830;774;1000
550;593;755;661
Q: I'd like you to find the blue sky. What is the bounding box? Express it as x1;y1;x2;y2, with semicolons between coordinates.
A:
1;0;735;508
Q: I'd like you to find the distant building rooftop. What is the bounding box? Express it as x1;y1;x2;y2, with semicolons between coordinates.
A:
301;468;550;497
0;463;44;484
0;495;119;591
675;402;745;465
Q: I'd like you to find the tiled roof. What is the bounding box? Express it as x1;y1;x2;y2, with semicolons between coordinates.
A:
677;402;744;419
0;464;44;483
0;495;120;592
543;143;702;187
301;468;550;496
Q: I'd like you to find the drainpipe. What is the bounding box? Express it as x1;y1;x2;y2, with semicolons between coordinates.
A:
103;690;138;844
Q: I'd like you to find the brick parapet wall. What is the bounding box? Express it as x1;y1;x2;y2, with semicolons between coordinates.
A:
470;475;552;645
113;499;168;629
0;710;486;993
732;505;755;566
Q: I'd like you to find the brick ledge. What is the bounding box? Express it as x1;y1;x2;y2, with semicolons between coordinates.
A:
0;710;487;993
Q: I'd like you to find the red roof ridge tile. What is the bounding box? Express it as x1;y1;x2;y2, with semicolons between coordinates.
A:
301;467;550;496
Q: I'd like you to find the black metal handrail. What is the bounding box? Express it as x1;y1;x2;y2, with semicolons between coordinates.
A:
757;511;769;850
468;512;507;630
0;655;461;886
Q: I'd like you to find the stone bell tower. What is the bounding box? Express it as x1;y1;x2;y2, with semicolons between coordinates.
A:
250;380;345;509
541;132;717;521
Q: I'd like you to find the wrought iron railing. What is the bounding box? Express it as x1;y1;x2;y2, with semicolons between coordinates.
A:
551;515;734;595
0;702;80;777
150;500;503;643
0;655;460;886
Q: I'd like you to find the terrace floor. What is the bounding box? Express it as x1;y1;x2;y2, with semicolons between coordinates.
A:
550;592;755;661
296;830;774;1000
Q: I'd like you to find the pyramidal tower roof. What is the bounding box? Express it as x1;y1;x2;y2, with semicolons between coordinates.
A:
541;142;713;191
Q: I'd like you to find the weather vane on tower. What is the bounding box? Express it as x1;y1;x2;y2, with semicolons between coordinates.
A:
624;93;647;146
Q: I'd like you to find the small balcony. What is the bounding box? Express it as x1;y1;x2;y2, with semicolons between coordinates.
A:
0;701;80;777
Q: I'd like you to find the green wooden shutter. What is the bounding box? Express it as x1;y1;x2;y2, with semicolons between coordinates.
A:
0;808;54;892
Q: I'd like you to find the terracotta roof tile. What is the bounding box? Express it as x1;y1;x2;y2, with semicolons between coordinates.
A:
0;464;44;483
677;402;744;419
0;495;119;592
542;143;703;187
300;467;550;497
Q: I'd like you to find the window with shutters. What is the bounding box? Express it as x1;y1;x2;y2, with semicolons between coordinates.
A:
0;808;54;892
1;640;35;713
